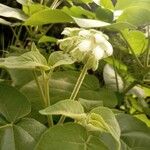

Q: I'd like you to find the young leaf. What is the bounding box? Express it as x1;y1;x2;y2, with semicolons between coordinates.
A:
38;36;57;43
39;100;86;120
48;51;75;69
35;123;108;150
90;107;121;138
0;50;49;71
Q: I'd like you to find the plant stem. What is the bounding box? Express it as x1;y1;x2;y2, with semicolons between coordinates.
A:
42;71;53;126
33;70;53;127
57;63;88;124
70;64;88;101
145;26;150;67
123;81;137;94
120;31;144;68
33;70;47;106
112;55;119;92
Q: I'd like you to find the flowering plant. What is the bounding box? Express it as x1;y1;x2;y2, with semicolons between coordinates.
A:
58;28;113;70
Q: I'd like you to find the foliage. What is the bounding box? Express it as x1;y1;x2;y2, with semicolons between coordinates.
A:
0;0;150;150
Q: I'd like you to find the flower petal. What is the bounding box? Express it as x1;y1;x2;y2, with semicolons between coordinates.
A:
93;46;104;60
78;40;92;52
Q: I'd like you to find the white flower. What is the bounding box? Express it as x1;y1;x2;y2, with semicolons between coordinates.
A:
78;40;92;52
78;30;91;37
93;46;104;60
58;27;113;70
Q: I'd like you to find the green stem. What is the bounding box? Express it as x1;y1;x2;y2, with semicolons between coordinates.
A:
112;55;119;92
145;26;150;67
70;64;88;101
123;81;137;94
57;63;88;124
33;70;53;127
42;71;54;126
33;70;47;106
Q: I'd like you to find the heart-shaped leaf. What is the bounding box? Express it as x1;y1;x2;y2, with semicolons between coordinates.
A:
40;100;86;120
0;84;46;150
48;51;75;69
35;123;108;150
0;84;31;122
90;107;121;149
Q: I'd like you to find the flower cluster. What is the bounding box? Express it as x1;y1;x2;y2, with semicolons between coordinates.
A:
57;28;113;70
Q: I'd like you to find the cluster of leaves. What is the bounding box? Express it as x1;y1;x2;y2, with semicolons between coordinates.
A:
0;0;150;150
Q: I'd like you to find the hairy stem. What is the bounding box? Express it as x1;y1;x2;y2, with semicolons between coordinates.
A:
57;63;88;124
42;71;54;126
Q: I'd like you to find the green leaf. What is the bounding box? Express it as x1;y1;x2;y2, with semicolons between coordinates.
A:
0;84;31;122
97;88;118;107
117;7;150;27
90;107;121;149
115;0;150;10
0;84;46;149
79;98;103;112
122;29;148;55
0;117;46;150
117;114;150;150
40;100;86;120
62;6;95;19
23;4;47;16
0;3;28;21
24;9;73;26
0;50;49;71
7;69;34;87
48;51;75;69
135;114;150;128
35;123;108;150
93;0;114;10
96;7;113;23
104;22;136;30
104;57;127;72
20;71;101;122
38;35;57;43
